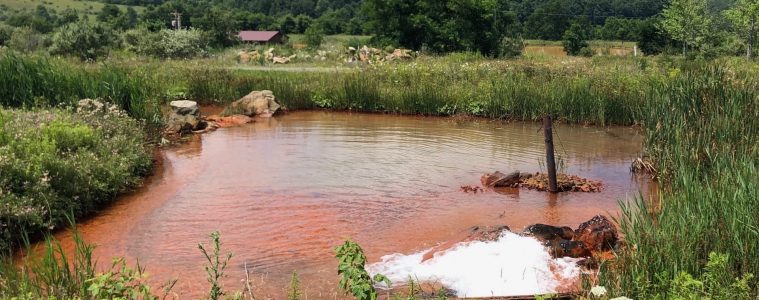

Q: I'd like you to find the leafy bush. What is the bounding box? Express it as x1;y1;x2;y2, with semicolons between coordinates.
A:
0;24;12;47
0;107;152;252
303;25;324;49
562;18;592;56
666;253;754;299
578;47;594;57
138;29;210;59
50;20;116;61
8;27;48;52
498;35;525;58
335;239;390;300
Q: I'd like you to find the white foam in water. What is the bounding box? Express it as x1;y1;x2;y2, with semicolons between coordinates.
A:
367;231;581;298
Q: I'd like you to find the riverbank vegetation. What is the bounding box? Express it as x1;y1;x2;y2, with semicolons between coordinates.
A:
0;105;152;253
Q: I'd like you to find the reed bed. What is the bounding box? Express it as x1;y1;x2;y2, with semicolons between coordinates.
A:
600;66;759;298
0;53;162;124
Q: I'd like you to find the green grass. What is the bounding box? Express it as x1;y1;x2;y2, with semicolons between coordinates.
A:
0;0;144;16
598;65;759;298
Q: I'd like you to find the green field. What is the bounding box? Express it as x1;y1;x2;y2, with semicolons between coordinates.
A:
0;0;143;16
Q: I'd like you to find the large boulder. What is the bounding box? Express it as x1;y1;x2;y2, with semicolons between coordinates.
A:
574;215;618;251
224;90;281;118
480;171;532;188
166;100;205;134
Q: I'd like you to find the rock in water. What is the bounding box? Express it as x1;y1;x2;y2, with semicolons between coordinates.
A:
574;215;618;251
544;239;591;258
522;224;575;242
480;171;523;187
224;90;281;118
166;100;205;134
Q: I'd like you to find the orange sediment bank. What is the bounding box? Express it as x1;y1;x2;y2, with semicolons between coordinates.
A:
28;111;649;298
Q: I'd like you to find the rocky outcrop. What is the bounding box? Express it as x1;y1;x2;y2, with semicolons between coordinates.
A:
165;100;207;134
223;90;281;118
574;215;618;251
480;171;533;188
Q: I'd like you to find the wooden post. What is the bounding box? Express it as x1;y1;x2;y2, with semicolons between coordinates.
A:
543;115;558;193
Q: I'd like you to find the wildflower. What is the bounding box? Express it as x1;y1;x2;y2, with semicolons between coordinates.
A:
610;297;633;300
590;285;607;297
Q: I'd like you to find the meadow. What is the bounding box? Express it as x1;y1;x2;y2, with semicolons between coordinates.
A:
1;50;759;298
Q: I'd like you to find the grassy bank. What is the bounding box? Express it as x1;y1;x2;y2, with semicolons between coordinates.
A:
0;107;152;253
598;66;759;298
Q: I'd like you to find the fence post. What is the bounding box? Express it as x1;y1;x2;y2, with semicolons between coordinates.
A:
544;115;558;193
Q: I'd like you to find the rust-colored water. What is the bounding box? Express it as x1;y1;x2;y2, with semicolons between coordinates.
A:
42;111;647;298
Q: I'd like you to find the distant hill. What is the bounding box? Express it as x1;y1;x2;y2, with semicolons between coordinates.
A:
0;0;144;16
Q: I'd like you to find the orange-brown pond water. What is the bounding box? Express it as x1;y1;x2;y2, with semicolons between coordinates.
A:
43;111;648;298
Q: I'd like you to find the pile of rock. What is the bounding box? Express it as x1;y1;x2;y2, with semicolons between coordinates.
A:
347;46;414;63
480;170;603;192
420;215;619;264
164;90;282;135
165;100;208;134
238;48;297;64
523;215;619;259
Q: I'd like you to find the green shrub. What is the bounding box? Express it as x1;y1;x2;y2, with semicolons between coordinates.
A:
50;20;116;61
0;24;13;47
0;108;152;252
335;239;390;300
8;27;48;52
138;29;210;59
578;47;594;57
498;35;525;58
562;19;592;56
304;25;324;49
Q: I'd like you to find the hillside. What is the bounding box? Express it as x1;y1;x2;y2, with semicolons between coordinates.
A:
0;0;144;16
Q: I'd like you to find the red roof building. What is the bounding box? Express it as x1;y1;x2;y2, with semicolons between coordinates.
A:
238;31;284;43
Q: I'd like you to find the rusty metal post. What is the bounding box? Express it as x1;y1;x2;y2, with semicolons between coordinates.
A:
543;115;558;193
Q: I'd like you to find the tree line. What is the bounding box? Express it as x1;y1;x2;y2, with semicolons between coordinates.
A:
0;0;758;59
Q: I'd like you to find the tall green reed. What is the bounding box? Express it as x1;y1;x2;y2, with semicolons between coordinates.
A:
600;66;759;298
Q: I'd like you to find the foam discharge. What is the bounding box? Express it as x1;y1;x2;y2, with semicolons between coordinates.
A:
367;231;581;297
